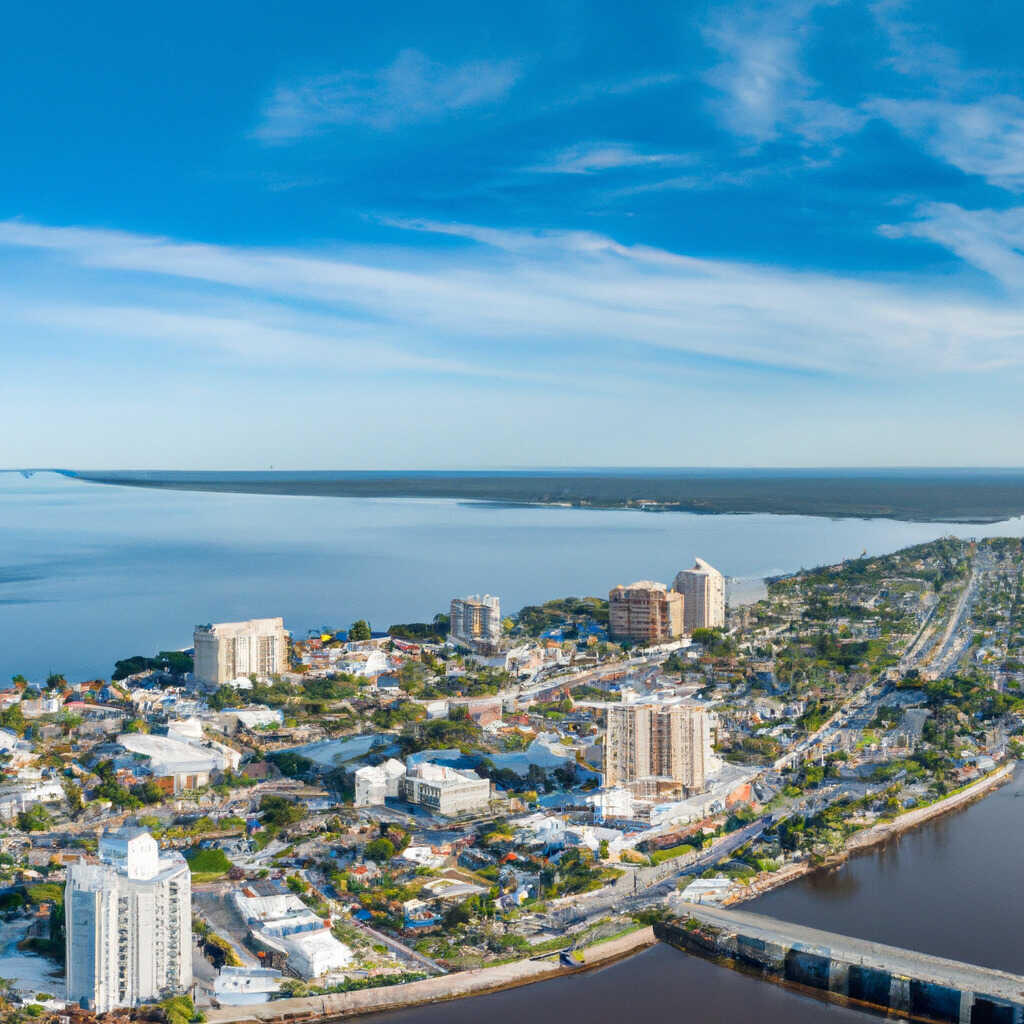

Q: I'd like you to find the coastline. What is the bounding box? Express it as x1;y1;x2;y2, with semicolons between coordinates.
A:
58;470;1024;525
727;761;1017;905
204;927;657;1023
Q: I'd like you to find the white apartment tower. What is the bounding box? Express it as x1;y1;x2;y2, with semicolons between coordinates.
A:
66;827;192;1013
673;558;726;632
193;617;289;684
449;595;502;651
604;702;714;793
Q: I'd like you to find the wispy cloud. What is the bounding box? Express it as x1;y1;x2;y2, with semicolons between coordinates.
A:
882;202;1024;291
526;142;692;175
701;0;864;148
253;49;521;143
870;96;1024;191
3;217;1024;379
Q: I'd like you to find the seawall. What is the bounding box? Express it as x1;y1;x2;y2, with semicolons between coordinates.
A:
205;926;656;1023
729;762;1016;904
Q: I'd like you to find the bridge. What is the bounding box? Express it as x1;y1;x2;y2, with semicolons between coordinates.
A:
658;904;1024;1024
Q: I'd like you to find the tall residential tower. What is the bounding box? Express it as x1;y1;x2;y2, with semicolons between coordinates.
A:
608;581;684;645
673;558;726;632
604;702;714;793
193;617;289;684
449;595;502;654
66;827;192;1013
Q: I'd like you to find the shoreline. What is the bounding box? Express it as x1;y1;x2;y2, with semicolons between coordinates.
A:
56;471;1024;525
727;761;1017;905
204;927;657;1023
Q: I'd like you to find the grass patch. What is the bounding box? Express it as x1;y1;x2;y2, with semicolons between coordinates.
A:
185;846;232;882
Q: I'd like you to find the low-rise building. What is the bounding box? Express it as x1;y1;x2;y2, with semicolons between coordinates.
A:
232;883;352;979
402;763;491;817
353;758;406;807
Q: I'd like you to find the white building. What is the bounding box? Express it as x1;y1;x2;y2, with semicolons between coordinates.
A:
218;705;284;731
673;558;726;632
402;762;491;817
232;885;352;979
0;780;65;821
194;618;289;685
449;595;502;652
65;827;191;1013
117;732;240;793
353;759;406;807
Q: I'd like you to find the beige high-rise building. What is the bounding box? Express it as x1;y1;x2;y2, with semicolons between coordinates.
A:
449;594;502;653
608;581;684;644
673;558;726;632
604;702;714;792
193;617;289;685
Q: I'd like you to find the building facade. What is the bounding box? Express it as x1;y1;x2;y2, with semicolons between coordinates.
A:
604;702;714;792
673;558;726;632
193;617;289;684
402;763;491;816
353;758;406;807
449;595;502;653
608;581;684;644
66;827;192;1013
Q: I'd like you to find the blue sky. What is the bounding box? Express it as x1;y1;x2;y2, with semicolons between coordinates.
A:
3;0;1024;468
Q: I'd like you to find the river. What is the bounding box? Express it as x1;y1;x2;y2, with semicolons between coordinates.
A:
5;471;1024;682
354;765;1024;1024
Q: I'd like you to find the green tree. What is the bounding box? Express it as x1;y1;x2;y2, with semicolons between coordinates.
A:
259;795;304;828
348;620;372;642
64;783;84;816
17;805;52;832
364;837;395;862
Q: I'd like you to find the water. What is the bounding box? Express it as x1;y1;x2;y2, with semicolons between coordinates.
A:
361;767;1024;1024
0;918;65;999
4;471;1024;682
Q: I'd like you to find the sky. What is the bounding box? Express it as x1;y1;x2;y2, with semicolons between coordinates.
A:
3;0;1024;469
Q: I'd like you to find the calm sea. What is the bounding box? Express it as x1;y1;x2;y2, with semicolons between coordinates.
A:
3;471;1024;681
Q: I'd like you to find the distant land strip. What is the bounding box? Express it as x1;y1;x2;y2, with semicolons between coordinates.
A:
56;469;1024;524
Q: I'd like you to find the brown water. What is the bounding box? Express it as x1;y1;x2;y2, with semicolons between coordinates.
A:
363;766;1024;1023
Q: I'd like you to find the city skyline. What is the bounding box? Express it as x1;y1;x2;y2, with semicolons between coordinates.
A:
4;0;1024;468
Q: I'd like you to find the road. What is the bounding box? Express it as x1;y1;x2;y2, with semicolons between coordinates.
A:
547;816;770;926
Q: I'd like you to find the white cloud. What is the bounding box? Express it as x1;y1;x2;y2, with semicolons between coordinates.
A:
870;96;1024;191
882;202;1024;292
253;49;521;142
701;0;865;148
526;142;692;175
2;217;1024;379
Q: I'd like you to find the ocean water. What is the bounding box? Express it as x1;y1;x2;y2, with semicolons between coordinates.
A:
3;471;1024;682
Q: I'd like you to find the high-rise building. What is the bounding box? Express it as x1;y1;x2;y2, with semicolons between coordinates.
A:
604;702;714;792
608;581;684;644
673;558;726;632
66;827;192;1013
193;617;289;684
449;595;502;653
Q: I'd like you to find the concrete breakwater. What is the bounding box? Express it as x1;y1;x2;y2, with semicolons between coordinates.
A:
205;927;656;1024
657;906;1024;1024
